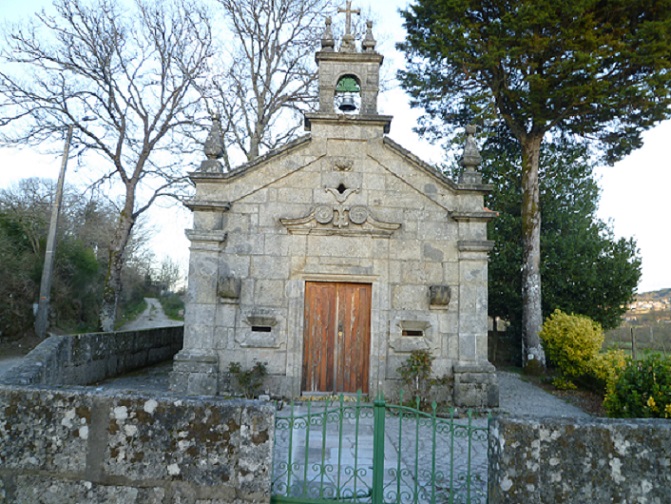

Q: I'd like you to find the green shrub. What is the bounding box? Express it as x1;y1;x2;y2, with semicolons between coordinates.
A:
395;349;454;409
551;376;578;390
539;309;604;386
397;349;434;400
228;361;267;399
159;292;184;320
589;349;627;393
604;354;671;418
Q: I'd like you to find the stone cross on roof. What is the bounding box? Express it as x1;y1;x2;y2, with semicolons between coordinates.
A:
338;1;360;52
338;1;360;37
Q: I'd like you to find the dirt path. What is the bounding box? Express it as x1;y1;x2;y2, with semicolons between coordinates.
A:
119;297;183;331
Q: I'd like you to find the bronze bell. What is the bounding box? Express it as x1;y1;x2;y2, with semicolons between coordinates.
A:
338;94;357;112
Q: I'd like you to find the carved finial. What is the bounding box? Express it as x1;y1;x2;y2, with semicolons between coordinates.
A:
362;20;376;52
459;125;483;184
321;16;335;51
200;113;225;173
338;1;360;52
204;113;224;160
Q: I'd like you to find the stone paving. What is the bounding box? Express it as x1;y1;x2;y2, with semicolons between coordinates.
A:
271;401;488;503
118;298;183;332
91;360;173;393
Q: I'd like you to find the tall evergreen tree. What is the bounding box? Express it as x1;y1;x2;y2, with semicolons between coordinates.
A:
399;0;671;369
482;130;641;339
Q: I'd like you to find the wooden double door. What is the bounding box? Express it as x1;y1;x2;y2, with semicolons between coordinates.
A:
302;282;371;394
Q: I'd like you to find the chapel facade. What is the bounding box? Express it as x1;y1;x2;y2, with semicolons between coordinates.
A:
170;9;499;407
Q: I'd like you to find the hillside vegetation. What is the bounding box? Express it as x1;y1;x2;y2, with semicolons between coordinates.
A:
604;288;671;356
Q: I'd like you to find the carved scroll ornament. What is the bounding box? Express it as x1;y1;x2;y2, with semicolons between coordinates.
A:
280;205;400;237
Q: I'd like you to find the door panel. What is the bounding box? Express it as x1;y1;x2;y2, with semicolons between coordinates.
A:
302;282;371;394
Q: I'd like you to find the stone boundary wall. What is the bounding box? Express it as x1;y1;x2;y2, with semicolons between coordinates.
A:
0;326;183;387
0;386;274;503
489;416;671;503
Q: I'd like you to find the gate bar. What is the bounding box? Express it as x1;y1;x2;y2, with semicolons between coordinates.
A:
372;394;385;504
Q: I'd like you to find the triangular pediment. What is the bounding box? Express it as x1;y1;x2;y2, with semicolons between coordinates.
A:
190;135;314;184
188;126;492;221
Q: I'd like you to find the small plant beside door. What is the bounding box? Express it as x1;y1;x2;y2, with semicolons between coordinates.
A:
228;361;268;398
397;349;452;409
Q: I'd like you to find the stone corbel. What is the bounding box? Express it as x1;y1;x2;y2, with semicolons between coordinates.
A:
429;285;452;309
218;275;241;303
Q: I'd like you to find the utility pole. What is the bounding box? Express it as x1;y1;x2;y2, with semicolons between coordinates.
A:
34;124;74;339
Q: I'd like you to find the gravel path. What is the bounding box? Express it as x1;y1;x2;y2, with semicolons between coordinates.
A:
497;370;590;418
119;297;183;331
0;356;25;377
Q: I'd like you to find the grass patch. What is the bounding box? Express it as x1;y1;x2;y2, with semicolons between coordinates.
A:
115;297;148;329
159;292;184;321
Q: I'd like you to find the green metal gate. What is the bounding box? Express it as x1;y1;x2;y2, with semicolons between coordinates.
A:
271;394;488;504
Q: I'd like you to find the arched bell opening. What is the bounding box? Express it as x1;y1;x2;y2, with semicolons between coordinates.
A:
334;75;361;114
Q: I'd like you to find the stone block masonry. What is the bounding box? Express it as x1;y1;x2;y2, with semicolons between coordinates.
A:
0;386;274;503
0;326;183;387
488;416;671;503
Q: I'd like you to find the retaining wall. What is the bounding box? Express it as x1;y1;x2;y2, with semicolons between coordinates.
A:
0;386;274;503
489;416;671;503
0;326;183;386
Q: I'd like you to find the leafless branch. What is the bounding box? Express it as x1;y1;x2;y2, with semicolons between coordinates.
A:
0;0;213;329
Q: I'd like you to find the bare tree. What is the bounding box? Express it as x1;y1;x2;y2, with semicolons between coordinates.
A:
205;0;336;168
0;0;213;330
155;256;183;293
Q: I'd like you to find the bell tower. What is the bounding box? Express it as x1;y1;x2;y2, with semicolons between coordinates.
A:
305;1;391;133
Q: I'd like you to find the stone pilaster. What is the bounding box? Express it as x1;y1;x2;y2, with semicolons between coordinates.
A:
454;239;498;407
450;125;499;407
169;229;226;395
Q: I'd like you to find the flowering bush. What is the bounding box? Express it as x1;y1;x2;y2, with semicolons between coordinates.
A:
539;309;604;387
604;353;671;418
589;349;628;393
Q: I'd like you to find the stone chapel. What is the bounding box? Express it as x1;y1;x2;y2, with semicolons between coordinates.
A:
170;8;499;407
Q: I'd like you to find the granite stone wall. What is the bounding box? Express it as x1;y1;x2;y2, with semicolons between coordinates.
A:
489;416;671;503
0;327;183;387
0;386;274;503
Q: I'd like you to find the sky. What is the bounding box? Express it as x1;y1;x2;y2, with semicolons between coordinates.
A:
1;0;670;294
